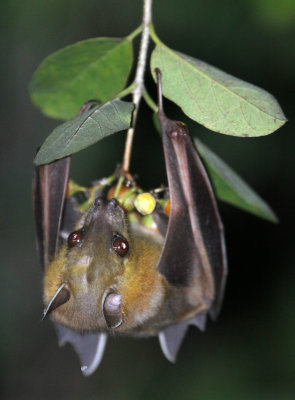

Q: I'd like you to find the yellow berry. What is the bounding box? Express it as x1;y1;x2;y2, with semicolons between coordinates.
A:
134;193;156;215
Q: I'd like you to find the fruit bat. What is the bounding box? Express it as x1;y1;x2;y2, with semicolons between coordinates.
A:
33;69;227;376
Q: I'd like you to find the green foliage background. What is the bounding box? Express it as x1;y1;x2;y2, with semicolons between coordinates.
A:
1;0;294;398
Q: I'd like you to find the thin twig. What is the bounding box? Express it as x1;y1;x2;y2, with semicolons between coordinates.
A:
122;0;152;173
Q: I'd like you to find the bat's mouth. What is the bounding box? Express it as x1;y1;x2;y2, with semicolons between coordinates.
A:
102;289;123;329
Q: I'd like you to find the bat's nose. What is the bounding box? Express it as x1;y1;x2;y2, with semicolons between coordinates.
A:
94;196;107;208
108;197;119;209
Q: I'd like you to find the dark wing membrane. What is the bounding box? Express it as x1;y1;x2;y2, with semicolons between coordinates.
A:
156;69;227;319
175;130;227;319
55;323;107;376
153;204;169;237
158;312;207;362
33;164;45;269
60;195;82;240
157;125;201;287
33;157;70;270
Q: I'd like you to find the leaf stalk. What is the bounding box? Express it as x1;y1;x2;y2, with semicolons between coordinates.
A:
143;88;158;112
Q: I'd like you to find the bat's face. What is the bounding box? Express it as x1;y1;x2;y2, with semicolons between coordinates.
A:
44;197;166;333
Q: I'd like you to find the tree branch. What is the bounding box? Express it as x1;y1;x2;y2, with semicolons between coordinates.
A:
122;0;152;173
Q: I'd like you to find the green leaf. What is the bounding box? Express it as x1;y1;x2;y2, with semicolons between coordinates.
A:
34;99;134;165
30;37;133;120
194;138;278;222
150;43;287;137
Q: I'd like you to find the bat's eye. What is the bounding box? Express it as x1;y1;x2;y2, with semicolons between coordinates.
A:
112;235;129;257
68;229;84;248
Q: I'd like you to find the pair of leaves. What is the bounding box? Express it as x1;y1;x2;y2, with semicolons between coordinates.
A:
30;26;283;222
30;26;286;162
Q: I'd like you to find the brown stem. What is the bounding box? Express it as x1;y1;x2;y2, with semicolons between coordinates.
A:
122;0;152;173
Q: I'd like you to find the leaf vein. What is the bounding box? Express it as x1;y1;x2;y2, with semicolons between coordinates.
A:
177;56;204;116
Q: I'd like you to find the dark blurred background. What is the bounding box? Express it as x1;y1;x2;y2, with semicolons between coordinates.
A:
1;0;294;399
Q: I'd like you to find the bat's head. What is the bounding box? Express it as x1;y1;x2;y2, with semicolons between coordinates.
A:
43;197;165;333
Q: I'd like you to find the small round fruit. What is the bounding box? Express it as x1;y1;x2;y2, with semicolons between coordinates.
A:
107;185;130;200
134;193;156;215
164;199;171;216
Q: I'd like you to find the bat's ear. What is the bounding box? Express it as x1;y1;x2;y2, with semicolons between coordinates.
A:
54;323;107;376
155;68;227;320
42;283;71;319
158;313;207;362
33;156;71;270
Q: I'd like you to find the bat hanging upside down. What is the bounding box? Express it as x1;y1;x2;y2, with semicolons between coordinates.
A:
33;69;227;376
